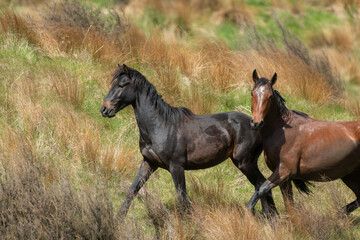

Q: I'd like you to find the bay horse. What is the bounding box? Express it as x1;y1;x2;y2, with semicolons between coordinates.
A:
100;64;277;218
247;69;360;215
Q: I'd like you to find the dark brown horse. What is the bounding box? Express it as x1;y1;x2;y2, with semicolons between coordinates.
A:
100;64;277;218
247;69;360;214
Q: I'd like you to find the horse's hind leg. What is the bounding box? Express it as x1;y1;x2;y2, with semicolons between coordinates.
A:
232;145;278;215
117;159;158;219
341;168;360;214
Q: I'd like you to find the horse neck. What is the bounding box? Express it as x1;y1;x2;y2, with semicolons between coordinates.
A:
260;98;290;138
131;88;171;139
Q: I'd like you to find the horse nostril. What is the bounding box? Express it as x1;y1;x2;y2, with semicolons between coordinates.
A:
259;120;264;127
250;119;255;128
101;106;108;116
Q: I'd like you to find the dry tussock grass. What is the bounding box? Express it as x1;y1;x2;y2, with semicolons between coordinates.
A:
192;205;280;240
0;9;39;45
1;2;358;238
121;28;339;108
348;59;360;83
344;100;360;118
189;175;229;206
197;40;238;91
180;82;217;114
44;105;137;176
129;173;360;239
101;146;137;177
308;21;360;88
144;0;253;27
4;72;46;144
184;183;357;240
309;24;355;52
308;0;360;7
5;0;340;107
28;0;129;61
0;133;123;239
271;0;305;15
50;69;85;107
216;1;253;26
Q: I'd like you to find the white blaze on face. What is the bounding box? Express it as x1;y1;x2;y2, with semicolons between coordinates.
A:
253;85;267;123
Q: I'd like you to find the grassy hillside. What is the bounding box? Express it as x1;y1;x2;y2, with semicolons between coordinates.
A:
0;0;359;239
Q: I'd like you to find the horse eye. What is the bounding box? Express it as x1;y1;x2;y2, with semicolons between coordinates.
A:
251;92;253;97
119;82;127;88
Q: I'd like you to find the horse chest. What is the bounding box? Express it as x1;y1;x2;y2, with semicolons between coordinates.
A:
141;145;167;168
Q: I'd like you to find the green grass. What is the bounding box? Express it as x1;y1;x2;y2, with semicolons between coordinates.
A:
215;21;243;50
1;1;360;238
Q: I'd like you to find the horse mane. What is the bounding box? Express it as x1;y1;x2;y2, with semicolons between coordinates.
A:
117;67;194;124
273;88;309;118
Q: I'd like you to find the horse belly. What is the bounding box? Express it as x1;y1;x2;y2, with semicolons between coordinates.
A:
186;137;232;170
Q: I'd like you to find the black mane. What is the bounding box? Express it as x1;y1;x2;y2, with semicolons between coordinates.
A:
114;66;194;124
273;90;309;118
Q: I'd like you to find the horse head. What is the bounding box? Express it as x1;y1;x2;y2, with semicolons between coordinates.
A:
250;69;277;130
101;64;137;118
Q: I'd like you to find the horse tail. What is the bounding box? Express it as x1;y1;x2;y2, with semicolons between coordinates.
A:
292;179;314;195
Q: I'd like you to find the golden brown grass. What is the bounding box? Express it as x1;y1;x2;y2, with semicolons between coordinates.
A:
6;0;340;109
131;179;360;240
0;133;122;239
0;9;39;45
50;69;85;107
308;0;360;7
1;1;359;238
309;24;355;52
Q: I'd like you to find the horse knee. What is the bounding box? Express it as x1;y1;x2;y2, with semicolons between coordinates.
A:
258;182;272;198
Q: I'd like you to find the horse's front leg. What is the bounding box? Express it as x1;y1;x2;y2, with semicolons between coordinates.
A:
169;163;190;211
231;157;278;216
246;167;287;211
117;159;158;219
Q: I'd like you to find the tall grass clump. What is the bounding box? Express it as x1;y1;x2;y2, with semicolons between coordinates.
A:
50;69;85;107
0;130;118;239
0;9;39;45
234;24;342;104
0;129;146;239
38;0;128;60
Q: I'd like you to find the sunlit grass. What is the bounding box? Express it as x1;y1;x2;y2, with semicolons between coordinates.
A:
0;0;359;239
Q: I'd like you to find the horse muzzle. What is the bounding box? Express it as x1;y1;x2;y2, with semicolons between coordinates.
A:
250;119;264;130
100;101;116;118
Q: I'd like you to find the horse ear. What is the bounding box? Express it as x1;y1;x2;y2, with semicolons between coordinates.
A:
252;69;259;83
271;72;277;85
123;64;131;77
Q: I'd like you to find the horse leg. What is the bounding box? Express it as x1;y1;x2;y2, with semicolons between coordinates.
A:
117;160;158;219
231;156;278;216
169;163;190;211
246;167;288;211
341;168;360;214
279;180;294;211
